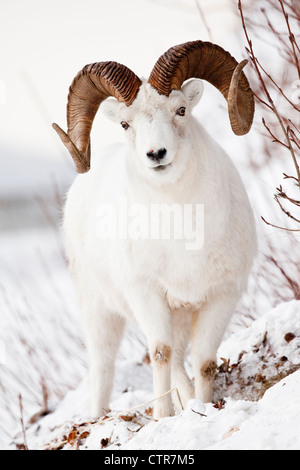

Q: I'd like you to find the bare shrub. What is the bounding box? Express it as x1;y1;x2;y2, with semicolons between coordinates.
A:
238;0;300;231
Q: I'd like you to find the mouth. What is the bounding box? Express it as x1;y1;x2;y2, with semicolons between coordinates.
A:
152;162;172;172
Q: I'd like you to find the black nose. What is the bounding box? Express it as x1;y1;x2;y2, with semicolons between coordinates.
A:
146;148;167;161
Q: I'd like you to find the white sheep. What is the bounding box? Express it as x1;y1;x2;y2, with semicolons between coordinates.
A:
53;41;257;419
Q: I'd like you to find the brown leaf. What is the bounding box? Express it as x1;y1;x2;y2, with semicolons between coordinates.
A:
254;373;266;383
119;413;136;422
101;415;110;421
144;407;153;416
213;398;226;410
67;430;78;444
101;437;110;448
279;356;288;362
79;431;90;440
284;332;296;343
15;443;28;450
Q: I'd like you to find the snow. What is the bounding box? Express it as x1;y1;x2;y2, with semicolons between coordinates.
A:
3;293;300;450
1;0;300;453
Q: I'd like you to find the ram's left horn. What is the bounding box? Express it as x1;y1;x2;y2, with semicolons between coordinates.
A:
148;40;254;136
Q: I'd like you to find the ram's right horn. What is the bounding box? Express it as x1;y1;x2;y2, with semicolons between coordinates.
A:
53;61;142;173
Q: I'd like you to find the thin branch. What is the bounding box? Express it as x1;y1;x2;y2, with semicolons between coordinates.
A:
262;118;289;148
266;254;300;299
289;127;300;150
277;184;300;205
238;0;300;186
254;55;300;111
279;0;300;76
18;394;28;450
252;89;274;110
261;216;300;231
261;7;292;55
283;173;300;183
274;194;300;223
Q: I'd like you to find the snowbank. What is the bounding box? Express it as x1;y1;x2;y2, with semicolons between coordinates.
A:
8;299;300;450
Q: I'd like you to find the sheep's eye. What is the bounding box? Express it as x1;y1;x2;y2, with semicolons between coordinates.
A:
121;121;130;130
176;107;186;117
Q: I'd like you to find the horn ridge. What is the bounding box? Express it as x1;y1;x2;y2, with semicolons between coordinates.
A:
53;61;141;173
148;40;254;135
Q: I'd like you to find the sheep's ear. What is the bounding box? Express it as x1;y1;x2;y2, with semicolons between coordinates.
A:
181;79;204;108
101;98;120;123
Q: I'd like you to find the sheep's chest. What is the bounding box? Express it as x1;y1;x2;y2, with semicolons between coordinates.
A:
132;237;211;308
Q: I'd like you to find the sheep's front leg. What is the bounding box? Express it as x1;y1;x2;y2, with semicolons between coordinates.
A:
84;310;125;418
191;293;238;403
151;341;173;419
128;285;174;419
171;309;194;411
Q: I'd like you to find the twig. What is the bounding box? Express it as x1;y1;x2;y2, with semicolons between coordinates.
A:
262;118;289;148
29;380;50;425
261;216;300;231
191;409;207;417
98;387;184;424
289;128;300;150
277;184;300;205
278;0;300;77
274;194;300;223
18;394;28;450
254;54;300;111
266;254;300;298
239;0;300;233
42;387;184;450
283;173;300;187
238;0;300;186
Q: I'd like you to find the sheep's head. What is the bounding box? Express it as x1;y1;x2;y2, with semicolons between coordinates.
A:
101;80;203;182
53;41;255;174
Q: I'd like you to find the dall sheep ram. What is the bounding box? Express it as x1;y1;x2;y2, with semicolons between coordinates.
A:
53;40;257;419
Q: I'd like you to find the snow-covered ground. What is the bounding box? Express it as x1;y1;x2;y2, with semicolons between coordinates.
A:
1;0;300;452
6;296;300;451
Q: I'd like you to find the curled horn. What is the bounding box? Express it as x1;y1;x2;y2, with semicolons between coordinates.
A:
53;62;142;173
148;40;254;136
